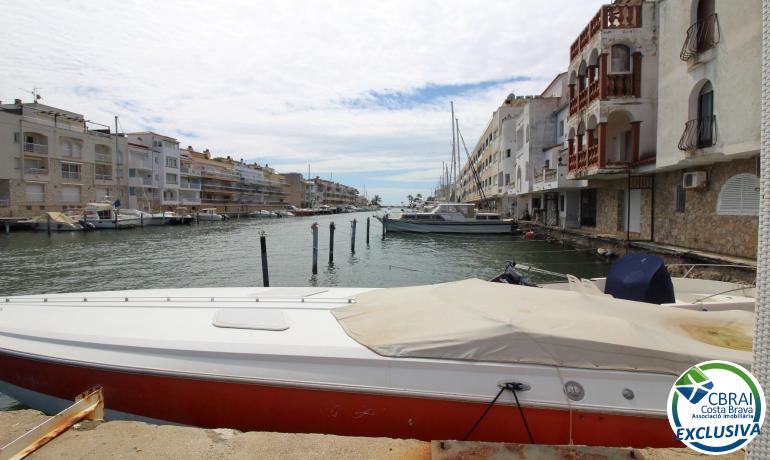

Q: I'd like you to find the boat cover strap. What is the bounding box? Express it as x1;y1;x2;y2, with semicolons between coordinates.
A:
332;279;753;375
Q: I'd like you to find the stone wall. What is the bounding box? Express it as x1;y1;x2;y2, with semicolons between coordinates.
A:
653;157;759;259
585;178;652;240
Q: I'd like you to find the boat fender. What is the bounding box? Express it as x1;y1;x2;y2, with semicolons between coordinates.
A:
524;230;535;240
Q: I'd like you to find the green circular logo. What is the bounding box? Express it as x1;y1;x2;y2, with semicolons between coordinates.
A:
667;360;765;455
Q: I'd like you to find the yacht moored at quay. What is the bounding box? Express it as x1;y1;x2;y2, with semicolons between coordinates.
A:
380;203;515;234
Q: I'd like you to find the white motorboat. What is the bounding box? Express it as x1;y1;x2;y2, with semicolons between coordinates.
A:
381;203;514;234
0;276;752;449
196;208;224;221
80;202;139;229
121;209;169;226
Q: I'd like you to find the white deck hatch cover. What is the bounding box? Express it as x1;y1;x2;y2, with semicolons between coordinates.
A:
213;309;290;331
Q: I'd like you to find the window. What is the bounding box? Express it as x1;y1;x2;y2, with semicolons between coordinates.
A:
558;120;564;138
611;45;631;73
506;149;511;158
166;173;178;184
505;173;510;185
498;172;504;186
129;187;136;196
675;184;686;213
559;194;565;212
166;157;178;168
61;163;81;180
717;173;759;216
25;184;44;203
61;185;81;203
697;82;714;147
129;168;137;177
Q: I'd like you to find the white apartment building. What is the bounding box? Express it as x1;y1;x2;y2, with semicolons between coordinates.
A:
652;0;760;259
0;99;126;217
126;132;181;211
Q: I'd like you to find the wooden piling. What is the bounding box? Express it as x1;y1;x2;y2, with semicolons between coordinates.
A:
329;222;335;264
46;213;51;236
311;223;319;274
366;217;370;246
260;232;269;287
4;222;9;234
351;219;356;254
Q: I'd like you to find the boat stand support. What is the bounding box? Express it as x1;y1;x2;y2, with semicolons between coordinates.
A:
0;386;104;460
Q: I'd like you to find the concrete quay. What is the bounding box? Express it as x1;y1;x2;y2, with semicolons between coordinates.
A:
0;409;744;460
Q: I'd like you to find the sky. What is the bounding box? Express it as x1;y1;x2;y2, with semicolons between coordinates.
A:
1;0;605;205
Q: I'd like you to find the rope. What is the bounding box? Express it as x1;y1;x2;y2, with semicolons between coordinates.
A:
462;382;534;444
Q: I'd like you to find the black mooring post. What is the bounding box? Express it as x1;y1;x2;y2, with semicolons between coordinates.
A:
47;213;51;236
311;222;319;274
350;219;357;254
260;232;269;287
329;221;335;264
366;217;370;246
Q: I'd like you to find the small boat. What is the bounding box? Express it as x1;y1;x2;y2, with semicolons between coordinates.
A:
491;254;756;312
166;208;193;225
196;208;224;221
20;212;88;232
381;203;515;234
0;278;751;448
121;209;168;226
80;202;139;229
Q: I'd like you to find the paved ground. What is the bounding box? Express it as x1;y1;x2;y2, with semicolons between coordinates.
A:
0;410;744;459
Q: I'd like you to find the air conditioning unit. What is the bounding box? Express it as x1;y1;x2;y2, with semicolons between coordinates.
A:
683;171;708;189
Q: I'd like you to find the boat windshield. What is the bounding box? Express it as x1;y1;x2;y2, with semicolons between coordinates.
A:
433;204;474;218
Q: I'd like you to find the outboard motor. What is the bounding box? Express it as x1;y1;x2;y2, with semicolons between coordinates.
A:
604;253;675;304
491;261;538;287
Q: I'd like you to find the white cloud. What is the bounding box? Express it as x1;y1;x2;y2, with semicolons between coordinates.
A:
0;0;605;203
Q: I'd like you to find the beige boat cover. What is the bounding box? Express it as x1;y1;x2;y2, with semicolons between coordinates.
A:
333;279;753;375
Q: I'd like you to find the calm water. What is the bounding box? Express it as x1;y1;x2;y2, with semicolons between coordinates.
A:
0;210;611;410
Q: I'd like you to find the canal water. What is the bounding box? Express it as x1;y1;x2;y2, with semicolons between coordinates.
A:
0;210;612;410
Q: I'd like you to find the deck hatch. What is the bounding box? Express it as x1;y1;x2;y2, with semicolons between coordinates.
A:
213;309;289;331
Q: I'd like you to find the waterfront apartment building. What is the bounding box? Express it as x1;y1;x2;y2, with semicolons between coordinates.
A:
309;177;360;207
126;132;182;211
0;99;127;217
184;146;289;212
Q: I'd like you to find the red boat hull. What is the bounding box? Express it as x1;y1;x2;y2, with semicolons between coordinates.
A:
0;352;680;447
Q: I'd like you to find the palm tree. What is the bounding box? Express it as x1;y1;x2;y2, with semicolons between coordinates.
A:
370;195;382;207
407;194;414;207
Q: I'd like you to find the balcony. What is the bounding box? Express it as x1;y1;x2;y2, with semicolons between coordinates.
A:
570;67;640;117
95;153;112;163
95;173;113;181
180;180;202;190
23;142;48;155
180;165;201;176
678;116;717;151
680;14;720;61
570;3;642;60
61;171;81;181
24;167;48;176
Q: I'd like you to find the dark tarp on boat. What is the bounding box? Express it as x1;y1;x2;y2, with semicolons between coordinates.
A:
604;253;675;304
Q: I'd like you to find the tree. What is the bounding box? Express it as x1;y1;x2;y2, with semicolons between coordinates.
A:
415;193;423;201
370;195;382;207
407;194;414;207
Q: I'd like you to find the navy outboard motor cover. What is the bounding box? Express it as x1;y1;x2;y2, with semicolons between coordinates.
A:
604;253;675;304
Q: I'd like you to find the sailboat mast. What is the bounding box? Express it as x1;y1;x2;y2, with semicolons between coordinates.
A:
450;101;456;199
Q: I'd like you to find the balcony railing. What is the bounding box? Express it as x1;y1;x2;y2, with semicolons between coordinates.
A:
570;3;643;60
23;142;48;154
24;167;48;175
606;73;635;97
680;14;720;61
181;181;202;190
544;168;557;182
61;171;81;180
678;115;717;151
95;153;112;163
95;173;113;181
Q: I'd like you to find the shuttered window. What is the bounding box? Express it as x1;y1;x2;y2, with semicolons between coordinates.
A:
25;184;44;203
716;173;759;216
61;185;81;203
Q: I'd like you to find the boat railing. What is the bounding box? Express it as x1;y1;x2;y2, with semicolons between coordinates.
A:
2;295;356;306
